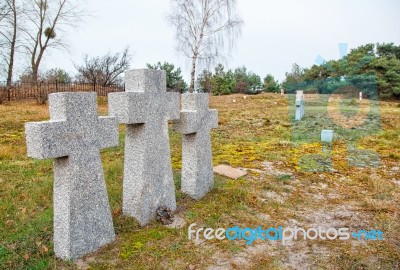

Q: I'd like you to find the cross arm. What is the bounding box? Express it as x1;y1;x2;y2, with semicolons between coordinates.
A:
208;109;218;129
108;92;148;124
25;121;70;159
173;110;198;134
173;109;218;135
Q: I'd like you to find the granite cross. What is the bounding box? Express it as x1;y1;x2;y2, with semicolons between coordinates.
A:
108;69;180;226
25;92;118;260
295;90;305;121
173;93;218;200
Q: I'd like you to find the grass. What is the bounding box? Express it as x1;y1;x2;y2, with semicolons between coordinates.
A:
0;94;399;269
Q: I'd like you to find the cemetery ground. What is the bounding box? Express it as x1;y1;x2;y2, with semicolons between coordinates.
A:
0;93;399;270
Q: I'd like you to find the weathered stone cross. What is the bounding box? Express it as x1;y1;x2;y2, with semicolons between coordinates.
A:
108;69;180;226
173;93;218;200
295;90;305;121
25;92;118;259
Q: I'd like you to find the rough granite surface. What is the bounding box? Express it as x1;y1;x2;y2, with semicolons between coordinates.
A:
25;92;118;260
108;69;179;226
173;93;218;199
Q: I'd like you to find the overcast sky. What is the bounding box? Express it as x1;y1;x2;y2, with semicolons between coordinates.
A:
40;0;400;83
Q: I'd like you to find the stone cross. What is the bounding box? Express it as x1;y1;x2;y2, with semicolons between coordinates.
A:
295;90;305;121
173;93;218;200
25;92;118;260
108;69;180;226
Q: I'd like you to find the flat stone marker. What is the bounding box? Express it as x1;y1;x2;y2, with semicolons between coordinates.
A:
108;69;180;226
173;93;218;200
25;92;118;260
213;165;247;179
321;129;334;143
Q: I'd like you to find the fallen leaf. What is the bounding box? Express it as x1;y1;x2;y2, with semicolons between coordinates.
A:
112;206;121;216
41;245;49;253
6;244;16;250
23;253;29;260
5;220;13;227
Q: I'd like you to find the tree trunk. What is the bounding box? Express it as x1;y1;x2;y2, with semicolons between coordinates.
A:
32;48;46;83
6;0;17;87
189;56;197;93
32;65;39;83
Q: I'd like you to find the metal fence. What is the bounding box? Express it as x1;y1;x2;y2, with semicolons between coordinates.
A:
0;81;125;101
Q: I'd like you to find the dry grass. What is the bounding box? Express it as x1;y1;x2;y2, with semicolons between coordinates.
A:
0;93;399;269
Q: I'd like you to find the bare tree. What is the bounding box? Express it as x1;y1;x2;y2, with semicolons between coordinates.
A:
0;2;9;24
22;0;82;83
75;47;131;86
168;0;243;92
0;0;18;86
0;1;10;73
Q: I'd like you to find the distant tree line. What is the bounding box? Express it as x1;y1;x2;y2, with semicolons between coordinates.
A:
196;64;279;95
282;43;400;99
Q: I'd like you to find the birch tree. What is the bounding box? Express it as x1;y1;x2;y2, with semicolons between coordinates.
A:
168;0;243;92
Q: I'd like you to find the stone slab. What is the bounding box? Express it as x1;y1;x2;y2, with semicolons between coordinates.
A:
321;129;334;143
213;165;247;179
